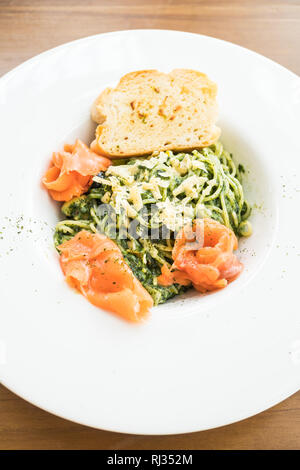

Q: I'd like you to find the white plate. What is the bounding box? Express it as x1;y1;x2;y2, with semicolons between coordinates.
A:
0;30;299;435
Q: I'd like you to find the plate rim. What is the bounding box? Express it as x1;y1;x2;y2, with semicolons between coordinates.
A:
1;28;299;86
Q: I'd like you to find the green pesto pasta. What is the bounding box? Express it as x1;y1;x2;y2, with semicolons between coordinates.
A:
54;142;252;304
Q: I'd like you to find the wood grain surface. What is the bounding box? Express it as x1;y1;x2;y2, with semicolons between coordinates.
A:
0;0;299;450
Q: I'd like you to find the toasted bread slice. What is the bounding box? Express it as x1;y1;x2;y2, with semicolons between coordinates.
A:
91;69;220;157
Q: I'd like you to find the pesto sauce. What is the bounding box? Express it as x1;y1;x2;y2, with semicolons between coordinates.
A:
54;142;252;305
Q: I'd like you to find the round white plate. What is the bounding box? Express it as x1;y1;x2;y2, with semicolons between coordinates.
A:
0;30;299;435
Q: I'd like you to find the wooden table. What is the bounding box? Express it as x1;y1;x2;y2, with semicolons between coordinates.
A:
0;0;299;450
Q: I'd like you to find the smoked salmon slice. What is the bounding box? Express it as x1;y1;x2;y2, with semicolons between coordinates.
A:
43;139;111;201
59;230;153;322
158;218;243;293
157;264;191;287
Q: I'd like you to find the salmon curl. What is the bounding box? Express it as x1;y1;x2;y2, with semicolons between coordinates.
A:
158;218;243;293
42;139;111;201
